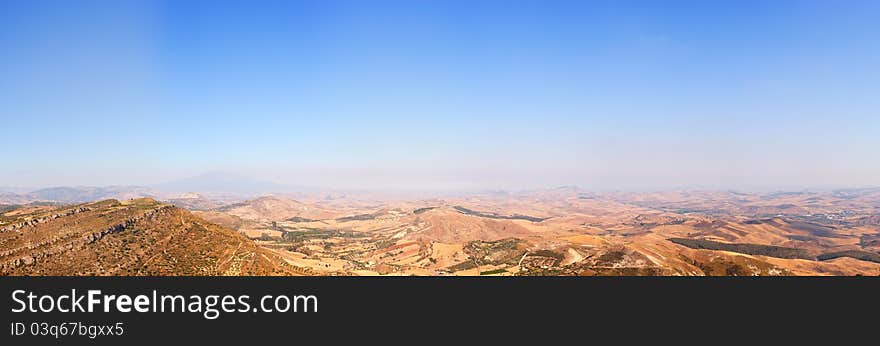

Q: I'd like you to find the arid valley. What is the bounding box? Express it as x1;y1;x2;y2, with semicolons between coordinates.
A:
3;185;880;276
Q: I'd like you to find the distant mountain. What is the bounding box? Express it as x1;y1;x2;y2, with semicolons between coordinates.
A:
0;186;156;204
0;187;33;194
152;172;290;197
0;172;292;205
164;193;233;211
0;192;33;205
216;196;339;221
832;187;880;199
27;186;155;203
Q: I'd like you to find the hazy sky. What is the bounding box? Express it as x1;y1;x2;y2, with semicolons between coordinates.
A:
2;0;879;191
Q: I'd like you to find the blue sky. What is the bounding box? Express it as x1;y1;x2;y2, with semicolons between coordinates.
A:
1;0;878;190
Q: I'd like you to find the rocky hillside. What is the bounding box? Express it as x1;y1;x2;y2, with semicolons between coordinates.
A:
0;199;299;276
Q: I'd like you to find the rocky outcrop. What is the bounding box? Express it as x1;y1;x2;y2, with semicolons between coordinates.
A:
81;205;172;244
1;198;297;276
0;205;172;272
0;206;91;233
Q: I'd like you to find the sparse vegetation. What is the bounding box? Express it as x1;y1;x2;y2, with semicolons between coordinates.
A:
413;207;435;214
817;250;880;264
479;268;508;275
669;238;814;260
453;206;547;222
286;216;317;222
281;229;365;242
336;213;376;222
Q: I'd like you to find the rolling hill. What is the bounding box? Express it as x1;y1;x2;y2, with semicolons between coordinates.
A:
0;198;298;276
